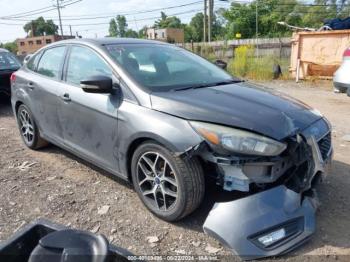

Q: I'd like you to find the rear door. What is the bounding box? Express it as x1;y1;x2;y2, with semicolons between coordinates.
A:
58;45;120;171
25;46;67;143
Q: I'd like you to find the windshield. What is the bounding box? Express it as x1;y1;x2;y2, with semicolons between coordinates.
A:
106;44;236;92
0;52;21;70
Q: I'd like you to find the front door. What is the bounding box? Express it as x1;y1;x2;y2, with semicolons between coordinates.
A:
57;45;120;172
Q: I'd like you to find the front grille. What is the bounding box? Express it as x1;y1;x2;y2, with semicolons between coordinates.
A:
318;132;331;161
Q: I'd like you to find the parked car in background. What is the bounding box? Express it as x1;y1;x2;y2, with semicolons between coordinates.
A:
0;48;21;96
11;38;332;259
333;47;350;96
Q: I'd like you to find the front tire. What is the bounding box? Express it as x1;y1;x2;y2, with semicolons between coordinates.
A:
131;142;205;222
17;104;48;149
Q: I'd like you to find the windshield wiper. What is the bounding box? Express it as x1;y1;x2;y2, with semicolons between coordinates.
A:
173;79;243;91
208;79;244;87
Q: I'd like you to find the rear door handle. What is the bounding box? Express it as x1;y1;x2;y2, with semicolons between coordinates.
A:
60;93;71;102
27;82;35;90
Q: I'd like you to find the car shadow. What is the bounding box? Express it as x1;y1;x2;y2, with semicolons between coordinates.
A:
39;144;133;189
290;159;350;254
0;95;12;115
174;182;250;232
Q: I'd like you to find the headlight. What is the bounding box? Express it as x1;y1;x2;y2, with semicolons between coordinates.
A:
189;121;287;156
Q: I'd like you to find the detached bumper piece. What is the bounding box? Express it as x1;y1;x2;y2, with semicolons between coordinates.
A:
203;185;317;260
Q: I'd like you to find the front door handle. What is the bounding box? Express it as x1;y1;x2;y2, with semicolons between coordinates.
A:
60;93;71;102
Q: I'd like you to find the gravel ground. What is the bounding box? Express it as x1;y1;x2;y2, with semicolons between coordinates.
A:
0;80;349;261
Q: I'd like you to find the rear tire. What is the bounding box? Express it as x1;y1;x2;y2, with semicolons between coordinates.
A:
131;142;205;222
17;104;48;149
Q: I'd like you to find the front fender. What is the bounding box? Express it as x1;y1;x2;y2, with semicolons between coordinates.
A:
116;101;203;176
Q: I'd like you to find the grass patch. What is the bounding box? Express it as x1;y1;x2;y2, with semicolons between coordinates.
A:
192;44;291;81
228;45;290;81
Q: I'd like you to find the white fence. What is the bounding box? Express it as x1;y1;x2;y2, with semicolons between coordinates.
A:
178;37;292;59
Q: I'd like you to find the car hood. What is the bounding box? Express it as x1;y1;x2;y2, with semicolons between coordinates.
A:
150;82;323;140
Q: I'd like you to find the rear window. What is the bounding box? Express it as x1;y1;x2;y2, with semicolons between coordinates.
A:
37;46;66;79
0;52;21;70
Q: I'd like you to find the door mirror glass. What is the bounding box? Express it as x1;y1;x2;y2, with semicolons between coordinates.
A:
80;75;113;93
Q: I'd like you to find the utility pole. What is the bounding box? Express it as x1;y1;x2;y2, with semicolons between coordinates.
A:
31;21;35;37
208;0;212;42
56;0;64;36
203;0;207;43
256;0;259;57
69;25;72;36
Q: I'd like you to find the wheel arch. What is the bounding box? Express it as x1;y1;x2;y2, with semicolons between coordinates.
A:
15;100;24;114
124;134;183;182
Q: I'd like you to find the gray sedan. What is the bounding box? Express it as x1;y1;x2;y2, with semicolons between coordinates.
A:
11;38;332;259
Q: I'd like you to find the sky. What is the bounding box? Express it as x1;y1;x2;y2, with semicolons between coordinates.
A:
0;0;232;43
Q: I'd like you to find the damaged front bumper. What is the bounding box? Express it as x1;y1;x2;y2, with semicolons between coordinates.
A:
204;185;318;260
202;119;332;260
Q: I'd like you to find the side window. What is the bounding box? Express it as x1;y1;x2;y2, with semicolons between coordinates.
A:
37;46;66;79
26;53;41;71
66;46;112;85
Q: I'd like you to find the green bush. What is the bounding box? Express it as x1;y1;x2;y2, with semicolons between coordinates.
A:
227;45;290;80
227;45;254;77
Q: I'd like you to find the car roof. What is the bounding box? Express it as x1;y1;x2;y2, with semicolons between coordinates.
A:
0;48;10;52
50;37;170;47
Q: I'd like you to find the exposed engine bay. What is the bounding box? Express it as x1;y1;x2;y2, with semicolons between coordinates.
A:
185;118;332;260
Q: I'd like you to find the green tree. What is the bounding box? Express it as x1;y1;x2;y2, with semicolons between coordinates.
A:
108;15;129;38
0;41;18;54
125;29;139;38
222;0;350;39
23;17;58;36
299;0;346;28
109;19;117;37
223;0;301;39
188;13;204;42
116;15;128;37
138;26;148;39
154;12;182;28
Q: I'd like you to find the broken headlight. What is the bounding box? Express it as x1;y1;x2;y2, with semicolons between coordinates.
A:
189;121;286;156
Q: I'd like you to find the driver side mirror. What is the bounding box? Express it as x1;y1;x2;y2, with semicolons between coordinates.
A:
80;75;114;94
214;59;227;70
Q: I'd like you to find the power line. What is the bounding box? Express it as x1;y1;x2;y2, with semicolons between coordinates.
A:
0;22;24;26
0;7;202;28
1;0;82;19
0;5;55;19
3;0;203;21
66;9;203;27
66;0;203;17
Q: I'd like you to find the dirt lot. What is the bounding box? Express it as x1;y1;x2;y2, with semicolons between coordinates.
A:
0;80;349;261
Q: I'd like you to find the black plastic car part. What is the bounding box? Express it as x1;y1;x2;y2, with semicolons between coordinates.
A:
0;219;135;262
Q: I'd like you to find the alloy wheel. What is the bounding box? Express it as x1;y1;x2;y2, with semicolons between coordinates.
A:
19;108;34;144
136;152;178;211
